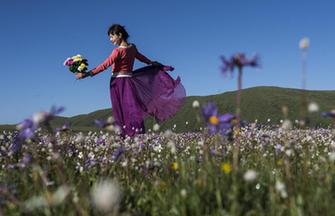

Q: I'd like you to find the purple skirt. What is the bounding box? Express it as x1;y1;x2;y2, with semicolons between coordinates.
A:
110;65;186;137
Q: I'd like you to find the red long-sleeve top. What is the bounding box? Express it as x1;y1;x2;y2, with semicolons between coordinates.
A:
91;44;152;75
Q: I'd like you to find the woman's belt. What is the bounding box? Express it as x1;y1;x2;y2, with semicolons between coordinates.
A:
112;72;133;78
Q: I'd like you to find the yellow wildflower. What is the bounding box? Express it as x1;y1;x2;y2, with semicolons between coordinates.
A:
72;57;82;62
78;63;86;71
159;181;167;189
209;116;219;125
277;159;283;166
171;162;179;170
233;127;240;137
221;162;231;174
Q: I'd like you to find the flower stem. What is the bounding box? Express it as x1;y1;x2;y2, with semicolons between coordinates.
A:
301;49;309;127
236;67;242;127
233;67;242;174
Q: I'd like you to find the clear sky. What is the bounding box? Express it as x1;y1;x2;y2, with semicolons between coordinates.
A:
1;0;335;124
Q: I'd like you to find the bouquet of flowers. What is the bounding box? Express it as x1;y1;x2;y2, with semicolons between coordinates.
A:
63;54;89;73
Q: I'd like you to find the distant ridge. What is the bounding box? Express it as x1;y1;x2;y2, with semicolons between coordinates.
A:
1;86;335;132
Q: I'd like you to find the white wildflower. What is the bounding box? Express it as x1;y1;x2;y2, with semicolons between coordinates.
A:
106;116;114;124
275;180;288;198
167;141;176;154
91;179;122;212
308;102;319;113
285;149;293;157
299;37;310;50
24;196;48;211
275;181;285;191
75;133;85;142
329;152;335;162
180;189;187;198
192;100;200;108
243;170;257;182
121;160;128;167
51;185;71;205
153;124;160;131
32;112;48;124
281;120;292;130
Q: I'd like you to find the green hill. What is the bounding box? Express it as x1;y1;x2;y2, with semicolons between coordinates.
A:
1;86;335;132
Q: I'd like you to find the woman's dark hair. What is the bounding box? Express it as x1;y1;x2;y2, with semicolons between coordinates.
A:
107;24;129;40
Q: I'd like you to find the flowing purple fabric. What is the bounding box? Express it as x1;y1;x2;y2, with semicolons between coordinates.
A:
110;65;186;137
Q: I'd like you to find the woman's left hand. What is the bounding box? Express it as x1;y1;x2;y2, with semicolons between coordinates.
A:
151;61;163;66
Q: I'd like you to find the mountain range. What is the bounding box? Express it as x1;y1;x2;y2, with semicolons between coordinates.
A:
1;86;334;132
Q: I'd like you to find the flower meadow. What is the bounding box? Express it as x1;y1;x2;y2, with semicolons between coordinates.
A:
2;113;335;215
2;38;335;215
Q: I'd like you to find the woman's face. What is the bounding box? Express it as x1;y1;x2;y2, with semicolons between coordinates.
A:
109;33;122;46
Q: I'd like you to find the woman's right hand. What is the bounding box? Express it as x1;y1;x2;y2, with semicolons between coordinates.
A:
76;73;85;80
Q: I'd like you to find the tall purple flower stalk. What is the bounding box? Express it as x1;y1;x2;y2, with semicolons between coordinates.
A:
220;53;259;175
221;53;260;127
10;106;64;154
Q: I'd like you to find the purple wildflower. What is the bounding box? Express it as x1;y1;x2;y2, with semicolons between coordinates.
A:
22;153;32;164
138;142;145;149
10;135;23;154
321;111;335;118
94;119;107;128
50;106;65;116
84;158;97;168
221;53;260;76
201;102;218;120
56;121;70;132
112;147;125;161
10;106;64;154
201;102;236;137
96;137;105;145
275;144;283;154
220;53;260;129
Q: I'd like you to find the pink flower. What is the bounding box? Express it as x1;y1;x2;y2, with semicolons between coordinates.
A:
63;58;74;66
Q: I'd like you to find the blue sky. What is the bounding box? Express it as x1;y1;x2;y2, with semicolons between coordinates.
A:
1;0;335;124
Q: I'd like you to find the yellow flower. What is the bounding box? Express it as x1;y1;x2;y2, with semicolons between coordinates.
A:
233;127;240;137
78;64;86;71
154;180;167;189
72;57;82;62
72;54;82;59
209;116;219;125
159;181;167;189
221;162;231;174
277;159;283;166
171;162;179;170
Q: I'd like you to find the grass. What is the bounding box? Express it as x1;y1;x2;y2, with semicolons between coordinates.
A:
1;124;335;215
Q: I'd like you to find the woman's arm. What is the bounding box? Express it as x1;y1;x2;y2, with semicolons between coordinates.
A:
134;45;152;65
76;49;118;79
91;49;119;75
76;50;118;80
